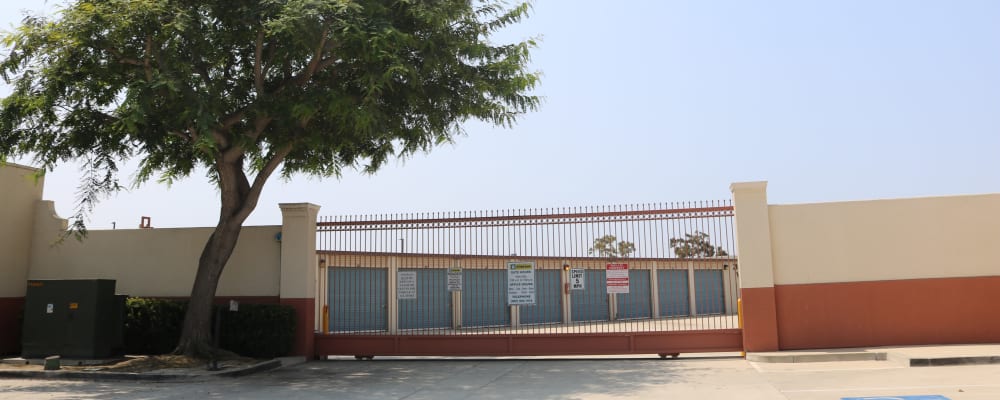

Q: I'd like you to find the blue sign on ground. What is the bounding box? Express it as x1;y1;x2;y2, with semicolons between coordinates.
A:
842;396;950;400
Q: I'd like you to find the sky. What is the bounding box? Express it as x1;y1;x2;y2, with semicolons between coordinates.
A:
2;1;998;229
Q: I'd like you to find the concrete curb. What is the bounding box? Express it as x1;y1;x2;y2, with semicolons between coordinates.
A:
0;358;282;382
908;356;1000;367
748;349;1000;367
746;352;886;363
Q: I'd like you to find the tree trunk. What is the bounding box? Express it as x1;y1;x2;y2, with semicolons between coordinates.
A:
174;217;246;357
173;156;260;358
172;144;289;358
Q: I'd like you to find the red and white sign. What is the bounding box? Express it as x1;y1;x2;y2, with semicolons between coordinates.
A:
606;263;629;294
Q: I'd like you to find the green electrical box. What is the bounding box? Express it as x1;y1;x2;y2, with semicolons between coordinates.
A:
21;279;125;359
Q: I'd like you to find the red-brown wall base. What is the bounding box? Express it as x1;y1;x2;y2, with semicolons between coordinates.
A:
0;297;25;356
152;296;280;305
315;330;743;357
281;298;315;358
740;287;780;352
775;276;1000;350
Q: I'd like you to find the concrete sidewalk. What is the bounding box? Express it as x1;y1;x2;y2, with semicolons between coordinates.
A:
748;343;1000;367
0;356;306;381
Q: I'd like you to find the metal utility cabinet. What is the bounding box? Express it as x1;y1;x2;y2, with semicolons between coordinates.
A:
21;279;125;359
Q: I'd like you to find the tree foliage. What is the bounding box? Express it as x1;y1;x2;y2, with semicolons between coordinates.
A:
1;0;539;356
588;234;635;259
670;231;729;259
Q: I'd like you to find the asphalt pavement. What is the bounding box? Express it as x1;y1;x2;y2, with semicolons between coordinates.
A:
2;346;999;399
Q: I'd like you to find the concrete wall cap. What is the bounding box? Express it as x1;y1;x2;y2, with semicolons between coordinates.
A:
730;181;767;192
1;162;43;172
278;203;320;216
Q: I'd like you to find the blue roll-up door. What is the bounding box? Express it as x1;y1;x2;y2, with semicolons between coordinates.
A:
695;269;725;315
657;269;690;317
328;268;387;332
398;269;452;330
520;269;562;325
616;269;651;319
462;269;510;327
571;269;609;322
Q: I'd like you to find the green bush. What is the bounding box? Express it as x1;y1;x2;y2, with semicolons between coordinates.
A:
218;303;296;358
123;298;296;358
123;298;187;355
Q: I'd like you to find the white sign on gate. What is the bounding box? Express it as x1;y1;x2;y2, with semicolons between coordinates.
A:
606;263;629;294
398;271;417;300
569;268;585;290
506;262;536;305
447;267;463;292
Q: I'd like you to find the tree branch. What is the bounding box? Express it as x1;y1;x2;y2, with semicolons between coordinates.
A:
195;62;213;90
143;36;153;82
292;24;330;86
234;143;293;222
221;111;245;130
254;30;265;94
210;129;231;152
105;46;146;70
248;115;273;141
168;130;191;141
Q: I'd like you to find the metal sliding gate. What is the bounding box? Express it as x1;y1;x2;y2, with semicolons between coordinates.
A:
314;201;742;357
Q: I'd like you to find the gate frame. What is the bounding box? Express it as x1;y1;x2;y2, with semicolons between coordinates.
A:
312;203;743;358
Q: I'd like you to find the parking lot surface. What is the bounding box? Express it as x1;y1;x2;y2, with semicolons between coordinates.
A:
2;354;999;399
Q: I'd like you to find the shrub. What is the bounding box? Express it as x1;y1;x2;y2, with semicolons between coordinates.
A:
123;298;187;355
218;303;296;358
123;298;296;358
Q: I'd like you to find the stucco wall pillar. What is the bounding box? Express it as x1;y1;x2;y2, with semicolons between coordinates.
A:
730;181;780;352
279;203;321;358
0;164;45;355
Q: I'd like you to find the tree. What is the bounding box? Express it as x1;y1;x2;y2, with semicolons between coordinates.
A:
0;0;539;357
588;235;635;258
670;231;729;259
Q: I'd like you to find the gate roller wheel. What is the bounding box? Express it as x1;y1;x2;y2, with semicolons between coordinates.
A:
354;355;375;360
658;353;680;359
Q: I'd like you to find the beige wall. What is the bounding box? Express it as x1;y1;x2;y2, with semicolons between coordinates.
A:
0;163;44;297
731;182;777;289
768;193;1000;285
28;201;282;297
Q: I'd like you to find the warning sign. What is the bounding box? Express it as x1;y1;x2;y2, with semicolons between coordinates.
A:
606;263;629;294
507;262;536;305
447;267;463;292
398;271;417;300
569;268;585;290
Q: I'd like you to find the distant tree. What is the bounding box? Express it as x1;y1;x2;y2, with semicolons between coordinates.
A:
670;231;729;258
589;235;635;258
0;0;538;357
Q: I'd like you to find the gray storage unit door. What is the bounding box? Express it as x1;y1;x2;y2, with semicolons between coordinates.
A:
329;268;387;332
398;269;453;330
694;270;725;315
657;269;690;317
462;270;510;327
571;269;610;322
519;270;562;325
616;269;651;319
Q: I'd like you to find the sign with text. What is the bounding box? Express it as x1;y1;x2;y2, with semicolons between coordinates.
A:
569;268;585;290
606;263;629;294
507;262;536;305
447;267;463;292
397;271;417;300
